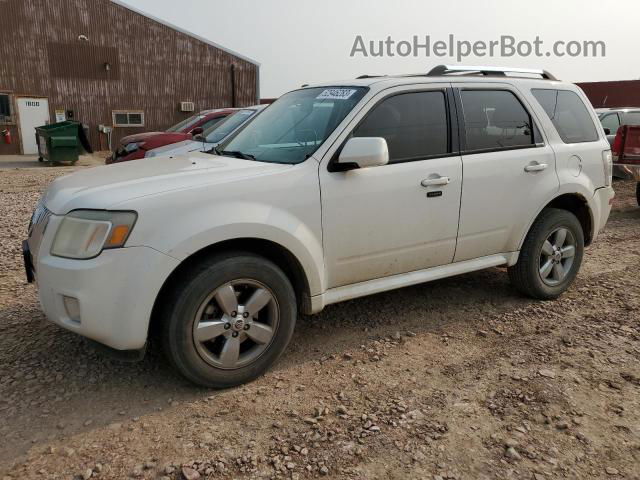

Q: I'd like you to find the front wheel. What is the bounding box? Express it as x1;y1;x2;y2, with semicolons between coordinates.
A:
508;208;584;300
160;252;297;388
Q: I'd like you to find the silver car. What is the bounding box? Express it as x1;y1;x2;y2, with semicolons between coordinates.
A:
146;105;266;158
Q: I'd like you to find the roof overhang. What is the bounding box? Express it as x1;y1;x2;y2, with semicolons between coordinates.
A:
110;0;260;67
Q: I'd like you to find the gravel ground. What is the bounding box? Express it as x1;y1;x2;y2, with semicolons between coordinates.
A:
0;166;639;480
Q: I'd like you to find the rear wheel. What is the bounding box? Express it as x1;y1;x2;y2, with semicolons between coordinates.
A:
508;208;584;299
160;252;297;388
636;182;640;206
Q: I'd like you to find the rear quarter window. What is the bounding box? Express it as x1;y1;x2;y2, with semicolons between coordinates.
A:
531;89;599;144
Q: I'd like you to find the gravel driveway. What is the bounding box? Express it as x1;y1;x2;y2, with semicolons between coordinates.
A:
1;166;639;480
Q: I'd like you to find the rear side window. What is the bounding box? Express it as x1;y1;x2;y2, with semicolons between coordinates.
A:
459;90;536;152
353;91;448;163
532;89;598;143
624;112;640;125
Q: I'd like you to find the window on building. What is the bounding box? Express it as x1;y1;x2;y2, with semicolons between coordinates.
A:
353;91;449;163
532;89;598;144
460;90;536;152
0;94;12;123
599;113;620;133
112;111;144;127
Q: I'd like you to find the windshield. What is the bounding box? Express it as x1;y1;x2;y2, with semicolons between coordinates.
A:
220;87;368;164
166;113;204;133
204;109;256;143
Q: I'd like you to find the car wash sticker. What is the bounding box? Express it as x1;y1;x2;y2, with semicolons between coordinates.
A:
316;88;358;100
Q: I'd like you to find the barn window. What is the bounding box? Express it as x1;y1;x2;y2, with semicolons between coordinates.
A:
112;110;145;127
0;94;12;123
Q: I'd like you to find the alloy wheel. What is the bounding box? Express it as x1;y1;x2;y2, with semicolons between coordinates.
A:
192;279;279;369
539;227;576;286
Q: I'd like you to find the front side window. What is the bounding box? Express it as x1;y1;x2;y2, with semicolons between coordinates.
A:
599;113;620;133
353;91;449;163
221;87;368;164
167;113;204;133
205;109;256;143
199;116;226;132
460;90;536;152
532;89;598;143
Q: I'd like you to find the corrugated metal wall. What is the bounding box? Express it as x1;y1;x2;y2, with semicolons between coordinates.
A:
577;80;640;109
0;0;259;155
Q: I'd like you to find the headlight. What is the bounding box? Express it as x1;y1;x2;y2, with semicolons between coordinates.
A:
51;210;137;259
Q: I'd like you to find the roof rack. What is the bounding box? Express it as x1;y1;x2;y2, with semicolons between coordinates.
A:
427;65;558;81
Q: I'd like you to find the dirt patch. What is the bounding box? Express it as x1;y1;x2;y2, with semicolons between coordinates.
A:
0;172;638;480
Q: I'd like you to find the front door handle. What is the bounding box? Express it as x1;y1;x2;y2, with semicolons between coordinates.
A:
421;176;450;187
524;162;548;172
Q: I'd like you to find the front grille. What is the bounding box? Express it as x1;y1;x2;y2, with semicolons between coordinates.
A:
28;200;52;238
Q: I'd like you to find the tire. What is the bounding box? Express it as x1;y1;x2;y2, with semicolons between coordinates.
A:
508;208;584;300
636;182;640;207
160;252;297;388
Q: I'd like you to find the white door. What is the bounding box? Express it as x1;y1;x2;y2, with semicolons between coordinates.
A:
17;98;50;154
320;87;463;288
451;84;559;262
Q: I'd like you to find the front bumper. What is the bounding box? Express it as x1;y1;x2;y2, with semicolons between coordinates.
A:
30;222;179;350
613;164;640;182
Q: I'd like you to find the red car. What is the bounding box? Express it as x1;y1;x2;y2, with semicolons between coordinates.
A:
106;108;237;164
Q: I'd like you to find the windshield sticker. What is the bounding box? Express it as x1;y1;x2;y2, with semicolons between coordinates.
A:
316;88;358;100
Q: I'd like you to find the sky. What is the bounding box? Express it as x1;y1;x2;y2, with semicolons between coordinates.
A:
121;0;640;98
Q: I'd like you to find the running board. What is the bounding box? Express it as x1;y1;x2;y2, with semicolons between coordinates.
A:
310;253;517;313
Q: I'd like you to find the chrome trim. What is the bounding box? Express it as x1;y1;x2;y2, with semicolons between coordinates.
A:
27;200;53;262
427;65;557;80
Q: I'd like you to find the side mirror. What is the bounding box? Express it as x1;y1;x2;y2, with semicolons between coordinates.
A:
191;127;204;136
336;137;389;170
603;127;611;135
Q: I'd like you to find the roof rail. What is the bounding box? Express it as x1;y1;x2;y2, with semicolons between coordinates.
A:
427;65;558;81
356;74;386;79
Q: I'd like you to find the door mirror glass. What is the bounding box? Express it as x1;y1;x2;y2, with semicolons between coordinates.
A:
337;137;389;169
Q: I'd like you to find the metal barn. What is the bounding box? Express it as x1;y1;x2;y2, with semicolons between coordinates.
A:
0;0;260;155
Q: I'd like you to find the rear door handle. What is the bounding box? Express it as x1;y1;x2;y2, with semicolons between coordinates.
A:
524;162;548;172
421;176;450;187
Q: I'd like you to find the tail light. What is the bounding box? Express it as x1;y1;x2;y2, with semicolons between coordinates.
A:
602;149;612;187
612;125;640;165
612;128;624;159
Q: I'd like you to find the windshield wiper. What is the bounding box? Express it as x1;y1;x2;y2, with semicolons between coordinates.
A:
218;150;256;160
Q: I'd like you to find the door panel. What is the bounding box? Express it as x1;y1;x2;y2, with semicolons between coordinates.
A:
452;84;559;262
454;147;558;261
319;86;462;289
321;157;462;287
17;98;50;155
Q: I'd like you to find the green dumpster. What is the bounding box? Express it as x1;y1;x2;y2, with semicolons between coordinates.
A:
35;121;87;164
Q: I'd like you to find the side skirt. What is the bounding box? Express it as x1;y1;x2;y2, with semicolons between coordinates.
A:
310;252;519;313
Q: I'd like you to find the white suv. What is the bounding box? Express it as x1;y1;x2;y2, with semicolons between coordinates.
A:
24;65;614;387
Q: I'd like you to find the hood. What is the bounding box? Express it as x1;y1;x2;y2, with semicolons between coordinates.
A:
147;139;210;157
118;132;192;150
43;152;292;214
